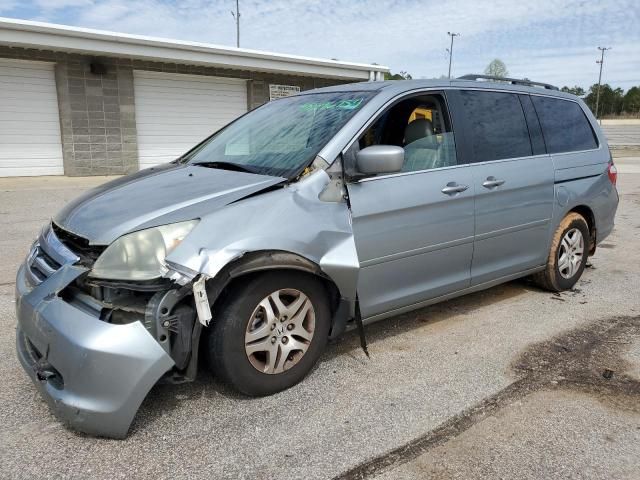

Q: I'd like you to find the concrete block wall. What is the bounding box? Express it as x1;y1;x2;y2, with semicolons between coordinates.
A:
54;57;139;176
0;45;348;176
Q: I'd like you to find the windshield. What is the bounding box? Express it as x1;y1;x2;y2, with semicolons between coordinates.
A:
185;91;373;178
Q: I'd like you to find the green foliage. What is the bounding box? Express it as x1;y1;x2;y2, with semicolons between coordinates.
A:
560;86;586;97
484;59;508;77
624;87;640;114
584;83;628;117
384;71;413;80
553;84;639;117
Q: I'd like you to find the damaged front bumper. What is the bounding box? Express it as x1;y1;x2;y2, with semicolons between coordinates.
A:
15;262;174;438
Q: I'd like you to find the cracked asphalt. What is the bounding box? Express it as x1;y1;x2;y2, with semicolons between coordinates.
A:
0;158;639;479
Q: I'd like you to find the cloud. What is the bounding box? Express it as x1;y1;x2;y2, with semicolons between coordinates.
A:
1;0;638;89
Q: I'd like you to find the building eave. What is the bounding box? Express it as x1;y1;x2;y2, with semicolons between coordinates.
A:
0;17;389;80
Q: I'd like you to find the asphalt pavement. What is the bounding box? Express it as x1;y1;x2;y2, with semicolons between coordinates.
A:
0;160;638;479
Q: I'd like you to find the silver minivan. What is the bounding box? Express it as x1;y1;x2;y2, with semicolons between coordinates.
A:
16;76;619;437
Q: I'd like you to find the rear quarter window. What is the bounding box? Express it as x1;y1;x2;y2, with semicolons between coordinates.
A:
531;96;598;154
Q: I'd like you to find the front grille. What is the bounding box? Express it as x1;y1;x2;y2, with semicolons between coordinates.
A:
25;223;84;286
20;333;64;389
28;245;62;283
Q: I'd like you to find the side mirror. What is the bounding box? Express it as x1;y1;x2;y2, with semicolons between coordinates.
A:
356;145;404;176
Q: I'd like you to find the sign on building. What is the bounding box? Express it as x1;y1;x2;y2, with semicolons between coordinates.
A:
269;84;301;100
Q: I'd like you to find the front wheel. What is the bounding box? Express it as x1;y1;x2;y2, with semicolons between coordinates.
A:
207;271;331;396
533;212;590;292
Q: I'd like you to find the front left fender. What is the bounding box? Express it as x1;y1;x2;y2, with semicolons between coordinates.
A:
167;170;360;301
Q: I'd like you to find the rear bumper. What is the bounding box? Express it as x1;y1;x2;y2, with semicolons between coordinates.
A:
15;263;174;438
595;183;619;245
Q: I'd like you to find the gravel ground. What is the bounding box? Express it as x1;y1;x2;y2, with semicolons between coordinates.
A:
376;390;640;480
0;161;638;479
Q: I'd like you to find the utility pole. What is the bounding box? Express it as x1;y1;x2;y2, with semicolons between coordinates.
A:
595;46;611;120
447;32;460;79
231;0;240;48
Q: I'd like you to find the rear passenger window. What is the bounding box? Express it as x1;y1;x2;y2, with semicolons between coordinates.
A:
460;91;532;162
531;96;598;154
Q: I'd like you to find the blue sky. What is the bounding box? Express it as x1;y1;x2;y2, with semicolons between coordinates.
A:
1;0;638;90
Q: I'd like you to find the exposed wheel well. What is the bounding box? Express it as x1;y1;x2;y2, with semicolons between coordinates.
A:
568;205;597;254
214;269;341;315
203;251;343;327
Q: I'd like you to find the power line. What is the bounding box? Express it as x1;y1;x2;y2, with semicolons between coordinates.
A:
447;32;460;79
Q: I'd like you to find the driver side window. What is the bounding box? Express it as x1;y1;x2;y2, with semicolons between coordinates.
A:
358;92;457;173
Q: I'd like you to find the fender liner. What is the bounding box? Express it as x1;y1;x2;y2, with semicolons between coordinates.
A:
181;250;352;379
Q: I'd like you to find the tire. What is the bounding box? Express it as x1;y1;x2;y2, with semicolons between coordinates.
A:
533;212;590;292
207;271;331;396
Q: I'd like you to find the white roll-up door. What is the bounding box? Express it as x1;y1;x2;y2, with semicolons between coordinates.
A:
0;59;64;176
133;71;247;169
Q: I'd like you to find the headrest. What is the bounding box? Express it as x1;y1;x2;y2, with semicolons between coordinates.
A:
404;118;434;145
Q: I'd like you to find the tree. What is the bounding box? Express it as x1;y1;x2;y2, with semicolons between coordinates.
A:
584;83;625;117
484;59;508;77
624;86;640;115
561;86;586;97
384;70;413;80
553;83;640;117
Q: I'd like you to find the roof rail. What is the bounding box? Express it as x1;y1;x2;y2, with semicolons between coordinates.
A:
457;74;559;91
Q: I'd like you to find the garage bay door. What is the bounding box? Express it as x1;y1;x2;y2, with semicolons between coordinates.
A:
0;59;64;176
133;71;248;169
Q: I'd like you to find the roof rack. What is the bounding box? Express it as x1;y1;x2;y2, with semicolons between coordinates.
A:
457;74;559;91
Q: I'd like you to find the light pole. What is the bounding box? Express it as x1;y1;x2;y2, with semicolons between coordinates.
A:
231;0;240;48
595;46;611;119
447;32;460;79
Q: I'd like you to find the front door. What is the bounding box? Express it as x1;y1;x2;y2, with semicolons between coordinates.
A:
345;91;474;319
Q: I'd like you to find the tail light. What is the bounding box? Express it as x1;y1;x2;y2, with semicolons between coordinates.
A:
607;161;618;186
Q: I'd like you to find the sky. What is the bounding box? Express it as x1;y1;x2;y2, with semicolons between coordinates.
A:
0;0;638;90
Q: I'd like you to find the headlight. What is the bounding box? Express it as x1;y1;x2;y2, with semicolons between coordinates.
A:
90;220;198;281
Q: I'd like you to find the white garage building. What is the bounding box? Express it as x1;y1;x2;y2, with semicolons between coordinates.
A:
0;17;388;177
0;59;64;176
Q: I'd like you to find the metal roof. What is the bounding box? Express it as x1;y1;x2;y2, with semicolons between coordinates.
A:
0;17;389;80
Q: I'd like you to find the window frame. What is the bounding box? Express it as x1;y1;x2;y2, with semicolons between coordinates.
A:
518;94;547;156
341;87;602;184
447;88;603;165
342;89;462;183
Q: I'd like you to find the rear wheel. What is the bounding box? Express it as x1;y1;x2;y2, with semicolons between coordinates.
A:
208;271;330;396
533;212;590;292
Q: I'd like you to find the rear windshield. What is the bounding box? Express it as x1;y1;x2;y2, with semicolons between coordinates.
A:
531;96;598;154
184;92;373;178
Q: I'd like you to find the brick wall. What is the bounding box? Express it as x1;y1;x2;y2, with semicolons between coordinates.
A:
0;45;349;176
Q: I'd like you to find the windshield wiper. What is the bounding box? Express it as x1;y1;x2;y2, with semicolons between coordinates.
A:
194;161;258;174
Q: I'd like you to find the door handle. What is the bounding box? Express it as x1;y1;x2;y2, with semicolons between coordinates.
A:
441;182;469;195
482;176;505;189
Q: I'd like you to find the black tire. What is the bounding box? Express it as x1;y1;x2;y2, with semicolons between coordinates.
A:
207;271;331;396
533;212;590;292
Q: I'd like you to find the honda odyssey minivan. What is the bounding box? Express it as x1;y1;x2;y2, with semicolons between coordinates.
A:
16;75;618;437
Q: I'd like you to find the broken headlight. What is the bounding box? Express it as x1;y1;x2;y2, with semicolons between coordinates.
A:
90;220;198;281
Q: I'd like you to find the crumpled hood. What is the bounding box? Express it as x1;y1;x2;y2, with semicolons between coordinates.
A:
54;163;286;244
